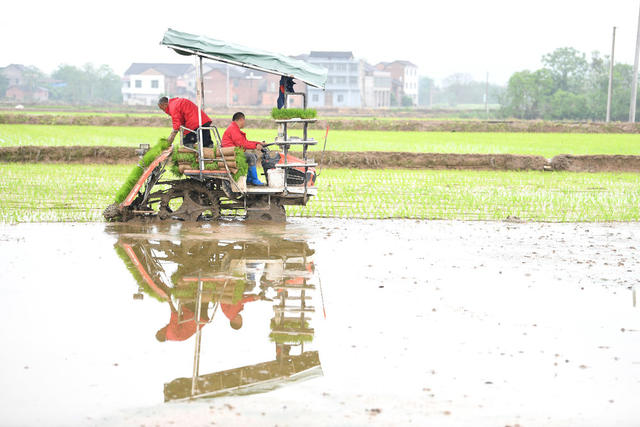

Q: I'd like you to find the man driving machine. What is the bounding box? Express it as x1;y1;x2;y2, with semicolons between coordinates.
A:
221;112;264;186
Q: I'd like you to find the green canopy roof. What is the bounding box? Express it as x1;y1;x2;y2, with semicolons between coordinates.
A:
161;28;327;89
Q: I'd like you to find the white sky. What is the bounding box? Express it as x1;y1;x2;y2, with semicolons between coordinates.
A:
2;0;640;85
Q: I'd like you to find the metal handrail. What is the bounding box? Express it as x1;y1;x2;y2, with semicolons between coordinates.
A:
179;125;245;195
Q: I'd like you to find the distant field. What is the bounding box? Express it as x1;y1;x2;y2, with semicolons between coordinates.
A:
2;124;640;157
0;111;486;121
0;111;159;117
1;164;638;222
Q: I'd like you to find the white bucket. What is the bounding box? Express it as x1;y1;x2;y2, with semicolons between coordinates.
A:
267;169;285;188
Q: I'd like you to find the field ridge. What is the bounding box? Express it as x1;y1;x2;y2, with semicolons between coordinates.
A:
3;146;640;172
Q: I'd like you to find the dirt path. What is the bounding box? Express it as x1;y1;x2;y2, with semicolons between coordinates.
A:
3;113;640;133
3;146;640;172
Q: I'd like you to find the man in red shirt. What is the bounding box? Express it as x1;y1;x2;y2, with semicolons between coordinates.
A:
222;112;264;185
156;301;209;342
221;294;260;330
158;96;212;148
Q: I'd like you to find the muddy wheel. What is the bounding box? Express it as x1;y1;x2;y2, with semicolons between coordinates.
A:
158;180;220;221
246;199;286;222
103;203;122;222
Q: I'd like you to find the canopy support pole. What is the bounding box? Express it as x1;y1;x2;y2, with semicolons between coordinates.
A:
191;273;204;398
195;56;205;172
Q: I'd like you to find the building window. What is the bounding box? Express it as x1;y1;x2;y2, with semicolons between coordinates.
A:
233;94;238;102
336;76;346;84
337;63;347;72
151;80;159;89
349;76;357;85
337;94;344;103
349;63;358;72
312;94;319;102
135;80;142;88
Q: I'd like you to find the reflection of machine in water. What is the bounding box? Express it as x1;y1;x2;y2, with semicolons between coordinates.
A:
112;227;323;401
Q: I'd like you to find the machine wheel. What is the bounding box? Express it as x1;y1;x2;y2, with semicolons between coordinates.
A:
246;198;286;222
158;180;220;221
103;203;122;222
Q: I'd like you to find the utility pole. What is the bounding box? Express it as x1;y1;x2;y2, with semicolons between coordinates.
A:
485;72;489;120
607;26;617;122
226;64;230;109
630;2;640;122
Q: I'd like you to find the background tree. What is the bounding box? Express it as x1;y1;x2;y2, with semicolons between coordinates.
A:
500;47;640;120
418;76;434;107
0;74;8;98
541;47;588;93
50;63;122;104
441;73;473;106
423;74;504;107
390;92;397;107
500;69;554;119
401;94;413;107
21;66;48;91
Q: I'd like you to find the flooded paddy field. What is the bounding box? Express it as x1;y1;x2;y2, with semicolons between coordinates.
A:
0;218;639;426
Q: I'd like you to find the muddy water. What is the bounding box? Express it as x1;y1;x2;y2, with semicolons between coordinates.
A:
0;219;639;426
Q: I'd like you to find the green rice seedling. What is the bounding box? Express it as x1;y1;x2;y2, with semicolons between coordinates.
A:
270;108;317;120
269;332;314;344
270;319;310;329
3;124;640;156
233;147;249;180
0;124;165;147
114;244;166;302
114;138;171;203
2;165;640;223
170;146;247;180
285;169;640;222
0;164;131;222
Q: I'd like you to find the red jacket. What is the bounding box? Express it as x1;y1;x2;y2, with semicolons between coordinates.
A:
161;306;206;341
221;295;259;320
166;98;211;135
221;121;259;150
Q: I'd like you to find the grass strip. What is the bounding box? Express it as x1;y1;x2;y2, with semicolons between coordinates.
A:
4;124;640;157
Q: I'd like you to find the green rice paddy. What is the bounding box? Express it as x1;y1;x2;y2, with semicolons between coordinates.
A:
1;164;638;223
2;124;639;157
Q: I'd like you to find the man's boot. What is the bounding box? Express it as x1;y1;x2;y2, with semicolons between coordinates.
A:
247;166;264;186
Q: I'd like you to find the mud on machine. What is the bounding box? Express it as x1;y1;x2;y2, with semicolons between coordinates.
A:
103;28;328;223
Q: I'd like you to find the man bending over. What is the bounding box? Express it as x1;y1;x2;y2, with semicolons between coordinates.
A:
158;96;212;148
221;112;264;186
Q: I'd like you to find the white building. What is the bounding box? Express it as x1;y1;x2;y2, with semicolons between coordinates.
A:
305;51;361;108
122;63;193;106
376;60;419;106
399;61;419;106
361;63;391;108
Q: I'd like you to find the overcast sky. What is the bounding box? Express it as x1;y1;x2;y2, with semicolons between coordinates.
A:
2;0;640;85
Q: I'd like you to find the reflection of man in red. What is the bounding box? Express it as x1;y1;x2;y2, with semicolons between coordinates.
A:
156;302;209;342
221;295;259;330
